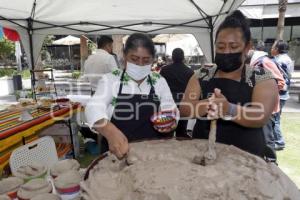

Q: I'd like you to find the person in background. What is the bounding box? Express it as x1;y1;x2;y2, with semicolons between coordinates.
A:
270;40;294;150
80;35;117;152
248;41;285;152
83;35;117;91
180;10;278;157
154;56;167;72
160;48;194;137
85;33;178;158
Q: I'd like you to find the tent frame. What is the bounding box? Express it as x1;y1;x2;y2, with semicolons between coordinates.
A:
0;0;240;69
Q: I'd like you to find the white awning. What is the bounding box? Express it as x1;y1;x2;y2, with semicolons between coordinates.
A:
0;0;244;67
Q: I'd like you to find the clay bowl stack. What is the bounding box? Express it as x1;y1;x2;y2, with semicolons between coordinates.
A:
17;178;52;200
14;164;47;182
53;171;81;198
0;177;24;199
31;193;61;200
0;195;10;200
51;159;81;199
50;159;80;178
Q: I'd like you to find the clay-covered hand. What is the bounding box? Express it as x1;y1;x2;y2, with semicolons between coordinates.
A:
207;88;229;119
106;131;129;159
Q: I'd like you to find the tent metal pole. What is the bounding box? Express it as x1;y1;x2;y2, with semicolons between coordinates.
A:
89;22;208;32
33;20;88;33
27;19;34;69
85;25;147;34
209;17;215;63
27;18;36;99
151;22;208;29
213;0;242;27
34;21;142;31
89;23;208;34
0;18;26;21
148;12;228;33
30;0;37;19
213;0;227;25
0;16;27;29
33;20;146;33
79;21;157;33
189;0;209;26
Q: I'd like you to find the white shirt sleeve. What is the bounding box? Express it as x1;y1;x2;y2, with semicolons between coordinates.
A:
85;74;114;128
156;76;179;119
107;55;118;72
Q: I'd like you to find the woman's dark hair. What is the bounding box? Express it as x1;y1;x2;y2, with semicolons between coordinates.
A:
275;40;289;54
97;35;113;48
216;10;251;45
124;33;155;57
172;48;184;63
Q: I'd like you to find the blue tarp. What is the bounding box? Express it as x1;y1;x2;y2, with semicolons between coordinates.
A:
0;26;3;39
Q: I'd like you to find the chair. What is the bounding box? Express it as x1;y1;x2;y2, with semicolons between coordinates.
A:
9;136;59;176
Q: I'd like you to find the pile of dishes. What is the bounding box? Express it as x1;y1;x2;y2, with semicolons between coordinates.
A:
0;159;81;200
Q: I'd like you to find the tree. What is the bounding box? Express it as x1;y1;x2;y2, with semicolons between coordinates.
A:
35;35;54;70
0;38;15;62
276;0;288;40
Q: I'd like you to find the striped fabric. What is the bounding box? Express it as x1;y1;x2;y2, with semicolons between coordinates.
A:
0;109;49;133
0;103;81;176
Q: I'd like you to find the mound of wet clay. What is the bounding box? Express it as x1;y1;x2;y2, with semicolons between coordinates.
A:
82;139;300;200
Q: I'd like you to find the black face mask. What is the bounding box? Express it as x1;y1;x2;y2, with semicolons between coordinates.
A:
215;52;243;72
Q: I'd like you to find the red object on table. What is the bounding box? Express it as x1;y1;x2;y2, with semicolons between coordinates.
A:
3;27;20;41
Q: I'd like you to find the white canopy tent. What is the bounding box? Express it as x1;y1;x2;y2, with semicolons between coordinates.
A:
0;0;244;69
52;35;80;66
52;35;80;46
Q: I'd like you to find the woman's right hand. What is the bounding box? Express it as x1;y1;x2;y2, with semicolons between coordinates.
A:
106;131;129;159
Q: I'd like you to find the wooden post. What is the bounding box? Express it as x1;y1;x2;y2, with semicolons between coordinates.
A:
112;35;124;63
80;35;88;72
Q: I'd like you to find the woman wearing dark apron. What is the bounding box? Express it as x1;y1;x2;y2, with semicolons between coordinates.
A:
180;11;278;157
86;33;177;158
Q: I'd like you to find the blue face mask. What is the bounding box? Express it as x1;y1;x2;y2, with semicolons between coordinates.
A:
215;52;243;72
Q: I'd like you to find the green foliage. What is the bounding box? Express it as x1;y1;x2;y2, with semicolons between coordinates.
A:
112;69;121;76
111;96;117;107
277;113;300;188
20;69;31;79
0;68;15;77
14;89;33;100
72;70;81;79
0;38;15;60
0;69;31;79
43;35;55;46
88;41;97;54
40;35;54;61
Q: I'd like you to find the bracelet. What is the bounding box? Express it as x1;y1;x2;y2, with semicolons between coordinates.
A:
223;103;237;121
